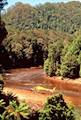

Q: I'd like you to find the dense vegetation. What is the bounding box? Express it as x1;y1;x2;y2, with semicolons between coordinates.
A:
2;29;71;68
1;1;81;120
1;1;81;78
4;1;81;33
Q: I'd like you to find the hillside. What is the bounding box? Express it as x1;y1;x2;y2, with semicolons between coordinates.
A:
4;1;81;34
1;1;81;78
2;29;71;68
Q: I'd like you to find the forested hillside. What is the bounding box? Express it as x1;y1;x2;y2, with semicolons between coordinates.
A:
3;29;71;68
1;1;81;78
4;1;81;34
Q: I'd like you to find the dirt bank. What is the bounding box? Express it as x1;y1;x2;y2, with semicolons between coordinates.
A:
4;87;50;109
4;87;76;110
4;68;81;110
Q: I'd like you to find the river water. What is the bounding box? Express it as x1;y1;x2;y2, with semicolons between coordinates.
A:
4;68;81;109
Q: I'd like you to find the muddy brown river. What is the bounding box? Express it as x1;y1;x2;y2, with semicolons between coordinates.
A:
4;68;81;109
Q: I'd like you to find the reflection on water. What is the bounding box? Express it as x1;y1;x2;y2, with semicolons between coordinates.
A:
5;68;81;109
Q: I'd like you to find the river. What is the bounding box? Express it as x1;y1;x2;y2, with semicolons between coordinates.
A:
4;67;81;109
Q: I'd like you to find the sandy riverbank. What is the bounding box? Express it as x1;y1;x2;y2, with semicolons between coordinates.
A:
4;86;74;110
4;87;50;109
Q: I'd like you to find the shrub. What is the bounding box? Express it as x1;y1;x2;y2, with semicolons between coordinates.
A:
39;94;75;120
61;54;79;78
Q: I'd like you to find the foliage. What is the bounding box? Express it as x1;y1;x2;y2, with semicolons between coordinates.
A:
73;108;81;120
39;94;75;120
0;21;8;45
0;94;30;120
2;1;81;78
44;26;81;79
61;34;81;78
61;54;79;78
28;110;39;120
5;100;30;120
2;29;70;68
3;1;81;34
44;40;63;76
0;79;31;120
0;0;81;119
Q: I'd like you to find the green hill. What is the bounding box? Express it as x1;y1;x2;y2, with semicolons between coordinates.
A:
4;1;81;34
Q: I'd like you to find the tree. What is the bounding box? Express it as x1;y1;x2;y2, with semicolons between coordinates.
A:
4;1;81;34
44;40;63;76
0;0;8;44
61;53;79;78
0;21;8;45
61;34;81;78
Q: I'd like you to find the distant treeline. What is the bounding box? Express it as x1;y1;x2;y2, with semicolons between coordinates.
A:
3;1;81;34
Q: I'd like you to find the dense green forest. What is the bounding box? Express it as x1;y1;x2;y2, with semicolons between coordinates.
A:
4;1;81;33
1;1;81;78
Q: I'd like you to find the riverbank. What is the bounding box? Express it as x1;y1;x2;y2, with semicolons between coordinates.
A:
4;86;78;110
45;76;81;92
4;87;50;109
4;68;81;110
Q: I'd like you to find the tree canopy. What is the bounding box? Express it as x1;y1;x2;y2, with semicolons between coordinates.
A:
1;1;81;78
3;1;81;34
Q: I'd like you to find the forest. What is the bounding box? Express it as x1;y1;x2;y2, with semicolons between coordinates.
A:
1;1;81;120
1;1;81;78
